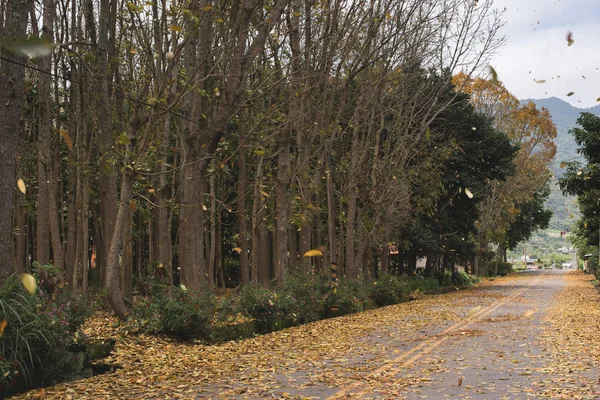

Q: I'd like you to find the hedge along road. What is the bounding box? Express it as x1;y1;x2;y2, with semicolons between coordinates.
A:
19;271;600;399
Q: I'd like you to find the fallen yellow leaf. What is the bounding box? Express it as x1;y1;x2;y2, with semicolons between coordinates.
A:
21;273;37;294
304;249;323;257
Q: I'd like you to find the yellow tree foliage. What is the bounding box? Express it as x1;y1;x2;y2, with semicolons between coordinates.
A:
453;73;557;246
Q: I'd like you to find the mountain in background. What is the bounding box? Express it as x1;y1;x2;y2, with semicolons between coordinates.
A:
507;98;600;260
521;97;600;232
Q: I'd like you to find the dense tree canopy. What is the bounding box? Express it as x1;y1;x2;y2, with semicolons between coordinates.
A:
0;0;555;320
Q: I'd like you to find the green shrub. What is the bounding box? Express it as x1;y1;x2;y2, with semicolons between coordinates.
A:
238;284;283;333
406;277;440;293
277;272;329;324
159;288;215;340
0;273;89;394
496;262;513;276
325;279;371;317
452;271;479;287
368;274;409;306
130;285;216;340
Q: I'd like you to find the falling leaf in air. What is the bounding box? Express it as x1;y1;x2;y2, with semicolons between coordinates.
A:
458;377;463;386
559;161;567;168
471;127;477;131
488;65;499;83
21;273;37;295
535;79;546;84
260;191;270;198
304;249;323;257
464;188;474;199
567;92;574;96
233;247;242;254
60;129;74;151
202;204;208;211
3;37;53;57
577;171;582;176
523;309;536;318
17;178;26;194
129;201;136;211
0;319;7;337
566;31;574;46
148;188;155;193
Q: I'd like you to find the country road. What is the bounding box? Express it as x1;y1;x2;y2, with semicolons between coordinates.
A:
20;271;600;399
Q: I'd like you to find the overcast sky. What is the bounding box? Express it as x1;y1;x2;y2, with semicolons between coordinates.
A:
488;0;600;108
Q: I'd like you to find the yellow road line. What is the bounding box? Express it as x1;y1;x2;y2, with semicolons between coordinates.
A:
327;272;546;399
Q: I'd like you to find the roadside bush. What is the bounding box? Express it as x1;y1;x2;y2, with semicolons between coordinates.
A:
159;288;216;340
452;271;479;287
0;273;90;395
368;274;409;306
406;277;440;293
238;284;283;333
495;262;513;276
130;285;216;340
277;272;329;324
325;278;371;317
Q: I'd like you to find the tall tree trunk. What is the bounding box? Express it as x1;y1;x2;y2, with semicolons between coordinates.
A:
289;227;297;271
36;168;50;265
380;244;389;275
122;210;133;302
97;0;117;288
152;115;173;284
105;167;132;320
424;253;435;277
14;144;27;273
326;150;337;279
177;3;204;292
257;223;272;283
407;251;417;277
178;148;206;292
208;172;217;287
237;148;249;285
345;180;358;277
79;168;90;294
275;131;290;280
0;0;30;279
345;123;362;277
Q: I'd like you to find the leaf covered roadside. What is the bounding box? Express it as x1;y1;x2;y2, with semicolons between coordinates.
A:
15;278;509;399
533;272;600;398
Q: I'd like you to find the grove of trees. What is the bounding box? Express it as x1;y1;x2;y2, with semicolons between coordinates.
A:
0;0;556;319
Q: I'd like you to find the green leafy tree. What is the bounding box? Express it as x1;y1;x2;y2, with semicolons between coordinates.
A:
559;112;600;275
505;183;553;250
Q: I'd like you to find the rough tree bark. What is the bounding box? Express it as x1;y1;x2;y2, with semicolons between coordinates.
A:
0;0;31;279
237;146;249;285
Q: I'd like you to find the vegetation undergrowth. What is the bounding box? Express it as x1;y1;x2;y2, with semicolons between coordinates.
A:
127;270;480;342
0;269;93;397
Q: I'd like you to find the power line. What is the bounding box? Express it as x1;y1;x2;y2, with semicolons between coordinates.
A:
0;54;201;126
